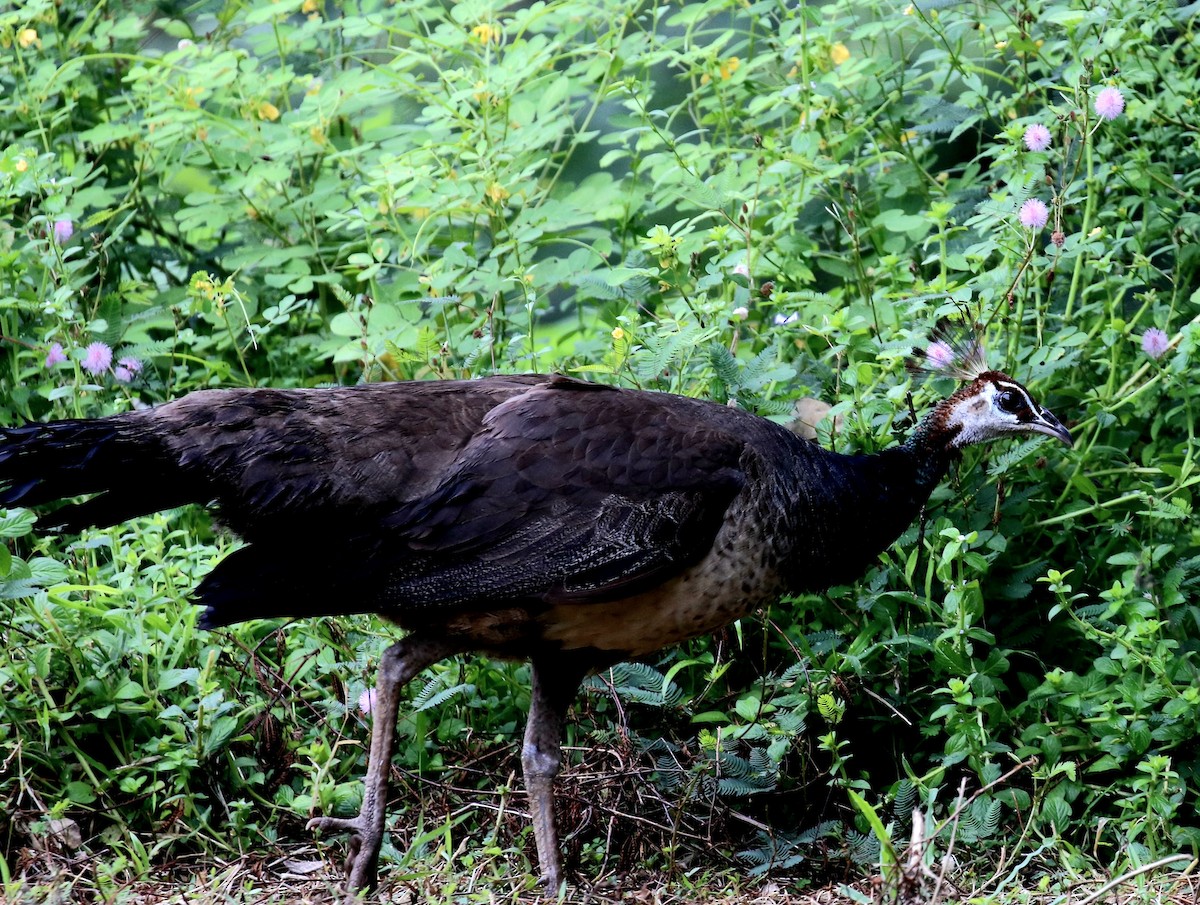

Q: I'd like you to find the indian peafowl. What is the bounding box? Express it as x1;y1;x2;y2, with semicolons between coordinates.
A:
0;344;1070;897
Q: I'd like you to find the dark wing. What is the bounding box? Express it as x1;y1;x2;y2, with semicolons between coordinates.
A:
160;375;553;537
198;378;748;625
0;376;552;535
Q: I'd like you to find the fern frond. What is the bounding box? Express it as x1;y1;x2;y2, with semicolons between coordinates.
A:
892;780;916;820
412;679;476;712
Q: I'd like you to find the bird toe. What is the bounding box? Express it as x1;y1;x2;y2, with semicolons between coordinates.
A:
307;814;364;834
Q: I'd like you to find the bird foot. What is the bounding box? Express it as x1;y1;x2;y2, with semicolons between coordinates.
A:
307;814;366;835
540;869;563;898
307;815;380;898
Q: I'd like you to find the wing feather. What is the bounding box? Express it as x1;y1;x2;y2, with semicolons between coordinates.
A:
197;377;749;623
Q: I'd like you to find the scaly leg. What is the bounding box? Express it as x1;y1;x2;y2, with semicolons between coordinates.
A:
521;655;589;894
308;635;457;901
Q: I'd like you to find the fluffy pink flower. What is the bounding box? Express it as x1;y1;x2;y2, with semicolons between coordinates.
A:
1018;198;1049;230
1094;87;1125;121
925;340;955;370
1023;123;1051;152
81;341;112;375
52;219;73;243
114;356;143;382
358;688;377;715
1141;328;1169;359
44;342;66;368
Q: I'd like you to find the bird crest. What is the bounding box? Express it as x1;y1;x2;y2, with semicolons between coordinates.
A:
907;323;990;382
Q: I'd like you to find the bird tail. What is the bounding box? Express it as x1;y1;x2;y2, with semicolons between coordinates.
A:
0;415;199;533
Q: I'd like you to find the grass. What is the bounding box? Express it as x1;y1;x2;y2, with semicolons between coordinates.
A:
5;846;1198;905
6;742;1200;904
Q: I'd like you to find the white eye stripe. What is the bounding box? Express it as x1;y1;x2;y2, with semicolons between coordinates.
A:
991;381;1036;416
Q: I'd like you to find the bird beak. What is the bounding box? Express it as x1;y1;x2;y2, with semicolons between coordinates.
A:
1030;406;1073;446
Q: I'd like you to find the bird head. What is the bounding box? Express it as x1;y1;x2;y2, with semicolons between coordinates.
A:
909;328;1072;450
942;371;1072;449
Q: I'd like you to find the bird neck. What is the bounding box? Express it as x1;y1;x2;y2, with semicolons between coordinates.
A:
773;418;956;595
898;399;961;495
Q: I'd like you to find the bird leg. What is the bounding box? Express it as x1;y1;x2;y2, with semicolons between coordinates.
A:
522;655;589;894
307;635;457;900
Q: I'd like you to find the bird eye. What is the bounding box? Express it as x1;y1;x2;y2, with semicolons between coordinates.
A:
995;390;1023;414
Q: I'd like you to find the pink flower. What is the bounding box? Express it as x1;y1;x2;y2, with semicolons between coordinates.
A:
118;356;142;374
925;340;955;370
1023;123;1051;152
731;306;749;320
732;262;750;278
44;342;66;368
52;219;73;243
1094;87;1125;121
358;688;377;715
81;341;112;375
1018;198;1049;230
1141;328;1169;359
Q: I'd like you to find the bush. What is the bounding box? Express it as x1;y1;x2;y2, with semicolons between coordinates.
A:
1;0;1197;893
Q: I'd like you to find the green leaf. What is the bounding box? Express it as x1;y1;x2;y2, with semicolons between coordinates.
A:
65;782;97;805
847;789;896;868
0;509;36;539
735;695;762;721
203;715;240;759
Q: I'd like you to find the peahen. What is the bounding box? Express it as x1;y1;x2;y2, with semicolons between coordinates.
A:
0;343;1070;897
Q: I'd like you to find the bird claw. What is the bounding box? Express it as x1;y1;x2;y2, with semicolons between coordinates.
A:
307;814;365;835
308;815;377;894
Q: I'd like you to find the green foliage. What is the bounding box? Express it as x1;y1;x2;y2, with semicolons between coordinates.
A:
0;0;1198;894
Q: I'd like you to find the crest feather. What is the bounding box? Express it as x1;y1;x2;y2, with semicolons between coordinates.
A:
906;322;990;382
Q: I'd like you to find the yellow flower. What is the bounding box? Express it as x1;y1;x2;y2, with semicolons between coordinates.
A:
15;158;28;173
485;182;509;203
18;29;39;49
903;4;914;14
473;80;494;104
830;43;850;66
471;23;499;44
309;125;326;145
257;101;280;121
718;56;740;80
306;78;323;97
611;327;625;340
994;41;1008;50
301;0;319;11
